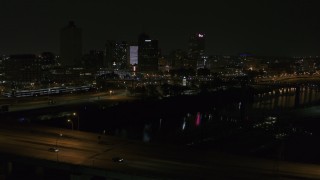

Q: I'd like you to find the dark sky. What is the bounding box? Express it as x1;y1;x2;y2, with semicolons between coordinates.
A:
0;0;319;56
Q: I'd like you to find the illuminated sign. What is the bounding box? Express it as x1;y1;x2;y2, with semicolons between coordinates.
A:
145;40;152;42
129;46;138;65
198;34;204;38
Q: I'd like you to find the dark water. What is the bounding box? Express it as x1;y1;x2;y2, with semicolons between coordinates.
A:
4;86;320;164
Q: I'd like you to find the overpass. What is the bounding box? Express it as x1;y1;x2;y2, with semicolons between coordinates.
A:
1;122;320;179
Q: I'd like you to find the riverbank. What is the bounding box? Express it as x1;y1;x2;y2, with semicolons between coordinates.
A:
2;90;320;166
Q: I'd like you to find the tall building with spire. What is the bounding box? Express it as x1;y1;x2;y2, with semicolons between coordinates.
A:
60;21;82;67
187;33;205;69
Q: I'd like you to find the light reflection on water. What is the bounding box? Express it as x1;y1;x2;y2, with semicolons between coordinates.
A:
252;86;320;109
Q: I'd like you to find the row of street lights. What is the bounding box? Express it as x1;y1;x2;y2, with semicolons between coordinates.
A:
64;90;116;131
67;112;80;130
53;112;79;162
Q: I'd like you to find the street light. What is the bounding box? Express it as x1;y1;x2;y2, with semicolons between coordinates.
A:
73;112;80;130
55;133;62;162
67;119;73;130
55;133;63;146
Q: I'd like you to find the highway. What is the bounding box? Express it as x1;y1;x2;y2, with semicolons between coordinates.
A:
1;89;136;112
2;87;320;179
1;122;320;179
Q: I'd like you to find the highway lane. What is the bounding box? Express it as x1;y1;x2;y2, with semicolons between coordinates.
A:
1;123;320;179
2;90;136;112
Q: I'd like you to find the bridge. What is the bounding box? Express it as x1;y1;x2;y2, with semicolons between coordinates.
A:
254;74;320;86
1;121;320;179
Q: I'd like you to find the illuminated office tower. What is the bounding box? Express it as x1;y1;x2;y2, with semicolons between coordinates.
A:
128;45;138;65
105;41;128;70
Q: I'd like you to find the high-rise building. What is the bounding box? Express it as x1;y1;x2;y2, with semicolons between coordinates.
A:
60;21;82;67
138;33;160;73
105;41;128;70
104;40;115;69
127;44;139;73
128;45;139;66
187;33;205;69
169;49;187;69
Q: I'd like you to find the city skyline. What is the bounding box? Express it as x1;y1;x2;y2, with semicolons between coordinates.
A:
0;0;319;56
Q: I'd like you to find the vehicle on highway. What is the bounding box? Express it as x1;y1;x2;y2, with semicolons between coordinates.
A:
48;147;59;152
48;99;56;104
112;157;124;163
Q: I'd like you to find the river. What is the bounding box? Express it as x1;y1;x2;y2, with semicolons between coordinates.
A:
3;85;320;164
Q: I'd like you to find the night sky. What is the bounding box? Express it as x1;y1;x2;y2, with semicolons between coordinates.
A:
0;0;319;56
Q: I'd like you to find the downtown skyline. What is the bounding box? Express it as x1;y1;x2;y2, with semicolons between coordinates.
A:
0;0;319;57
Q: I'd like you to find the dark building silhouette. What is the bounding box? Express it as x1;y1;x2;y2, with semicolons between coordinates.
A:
104;40;115;69
3;54;41;82
169;49;188;69
138;33;160;73
40;52;56;65
187;33;205;69
60;21;82;67
82;50;104;70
